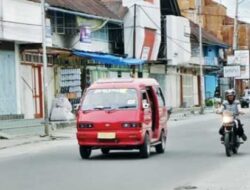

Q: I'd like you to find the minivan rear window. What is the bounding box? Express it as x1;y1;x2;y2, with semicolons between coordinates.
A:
81;88;138;110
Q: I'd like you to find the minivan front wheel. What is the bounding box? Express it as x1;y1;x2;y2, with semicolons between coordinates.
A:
140;133;150;158
79;146;92;159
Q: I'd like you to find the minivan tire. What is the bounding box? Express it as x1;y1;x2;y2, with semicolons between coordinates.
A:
140;133;150;158
101;148;110;155
79;146;92;159
155;131;166;153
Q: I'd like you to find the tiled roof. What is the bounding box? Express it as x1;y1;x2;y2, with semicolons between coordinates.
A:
30;0;120;20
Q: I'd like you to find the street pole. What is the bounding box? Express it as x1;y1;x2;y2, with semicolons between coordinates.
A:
233;0;239;92
132;4;136;78
41;0;50;136
197;0;205;114
233;0;239;51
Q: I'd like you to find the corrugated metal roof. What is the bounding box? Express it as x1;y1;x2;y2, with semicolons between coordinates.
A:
190;21;229;48
30;0;120;20
161;0;181;16
100;1;128;19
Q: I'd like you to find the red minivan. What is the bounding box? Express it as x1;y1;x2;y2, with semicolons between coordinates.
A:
76;78;171;159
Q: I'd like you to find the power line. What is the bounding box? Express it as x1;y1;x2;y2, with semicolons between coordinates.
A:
0;19;41;27
137;5;161;30
239;0;247;4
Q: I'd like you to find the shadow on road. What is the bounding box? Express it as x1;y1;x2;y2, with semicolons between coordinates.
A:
82;151;160;161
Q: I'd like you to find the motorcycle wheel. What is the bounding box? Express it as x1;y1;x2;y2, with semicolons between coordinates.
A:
232;147;238;154
232;136;239;154
224;133;232;157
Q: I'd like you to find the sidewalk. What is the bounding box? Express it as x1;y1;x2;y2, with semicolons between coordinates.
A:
170;106;216;121
0;125;76;150
0;119;76;138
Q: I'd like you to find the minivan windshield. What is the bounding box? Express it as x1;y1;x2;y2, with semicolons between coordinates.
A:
81;88;138;111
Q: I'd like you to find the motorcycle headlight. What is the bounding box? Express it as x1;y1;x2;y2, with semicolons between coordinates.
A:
223;116;233;123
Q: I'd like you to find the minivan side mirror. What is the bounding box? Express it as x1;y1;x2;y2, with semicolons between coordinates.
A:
75;104;81;116
142;102;150;109
167;107;173;115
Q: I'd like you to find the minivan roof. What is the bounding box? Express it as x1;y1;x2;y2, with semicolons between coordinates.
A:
89;78;159;89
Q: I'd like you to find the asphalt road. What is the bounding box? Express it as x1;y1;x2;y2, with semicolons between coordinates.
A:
0;112;250;190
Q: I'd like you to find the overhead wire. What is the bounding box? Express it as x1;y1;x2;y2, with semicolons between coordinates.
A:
1;3;232;53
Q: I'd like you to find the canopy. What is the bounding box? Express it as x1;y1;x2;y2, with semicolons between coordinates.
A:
73;50;145;66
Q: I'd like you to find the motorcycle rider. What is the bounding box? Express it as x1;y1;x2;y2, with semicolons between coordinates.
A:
217;89;247;141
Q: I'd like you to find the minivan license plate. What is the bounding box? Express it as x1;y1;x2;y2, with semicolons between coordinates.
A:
97;132;116;139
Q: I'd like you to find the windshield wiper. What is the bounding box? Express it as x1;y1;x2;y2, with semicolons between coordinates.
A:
118;105;136;109
93;106;112;110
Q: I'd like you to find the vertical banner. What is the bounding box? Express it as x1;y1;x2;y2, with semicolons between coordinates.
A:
235;50;249;79
141;46;150;60
80;26;91;43
45;18;52;47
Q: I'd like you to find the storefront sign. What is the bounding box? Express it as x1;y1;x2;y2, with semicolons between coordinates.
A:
235;50;250;79
223;66;241;78
80;26;91;43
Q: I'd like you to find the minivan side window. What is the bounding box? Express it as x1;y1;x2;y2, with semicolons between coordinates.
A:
156;87;165;107
142;91;150;105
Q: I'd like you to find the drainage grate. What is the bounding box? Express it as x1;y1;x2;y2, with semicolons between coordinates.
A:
174;185;197;190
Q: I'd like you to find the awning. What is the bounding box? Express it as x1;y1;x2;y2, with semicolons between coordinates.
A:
73;50;145;66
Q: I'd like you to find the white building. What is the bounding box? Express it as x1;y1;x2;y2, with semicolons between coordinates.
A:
165;15;199;108
123;0;161;61
0;0;50;119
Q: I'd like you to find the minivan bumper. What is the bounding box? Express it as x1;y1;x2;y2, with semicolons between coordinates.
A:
77;130;144;148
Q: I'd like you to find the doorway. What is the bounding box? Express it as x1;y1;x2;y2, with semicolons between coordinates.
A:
32;65;43;118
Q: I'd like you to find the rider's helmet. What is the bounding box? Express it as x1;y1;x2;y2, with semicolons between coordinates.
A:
225;89;236;103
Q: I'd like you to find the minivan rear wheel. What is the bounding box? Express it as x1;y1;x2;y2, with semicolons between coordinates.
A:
140;133;150;158
101;148;110;155
79;146;92;159
155;131;166;153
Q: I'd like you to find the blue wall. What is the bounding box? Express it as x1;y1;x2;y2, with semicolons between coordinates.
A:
204;46;218;65
0;51;17;115
205;75;217;99
204;45;219;99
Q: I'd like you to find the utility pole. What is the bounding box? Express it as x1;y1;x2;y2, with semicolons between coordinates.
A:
132;4;136;78
233;0;239;51
41;0;50;136
197;0;205;114
232;0;239;91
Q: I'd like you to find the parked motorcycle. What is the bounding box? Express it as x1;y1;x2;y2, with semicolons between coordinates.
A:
221;111;243;157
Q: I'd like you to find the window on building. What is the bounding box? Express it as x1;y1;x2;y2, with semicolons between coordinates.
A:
91;25;109;42
50;11;76;35
65;14;77;35
21;53;53;65
56;12;65;34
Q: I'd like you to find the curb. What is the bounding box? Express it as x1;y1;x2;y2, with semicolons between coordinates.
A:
170;108;216;121
0;133;75;150
0;137;50;150
0;132;11;140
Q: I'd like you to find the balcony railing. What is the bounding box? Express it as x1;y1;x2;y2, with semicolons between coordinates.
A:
204;57;218;65
189;56;219;65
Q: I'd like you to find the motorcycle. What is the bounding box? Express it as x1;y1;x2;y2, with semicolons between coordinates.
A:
221;111;243;157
